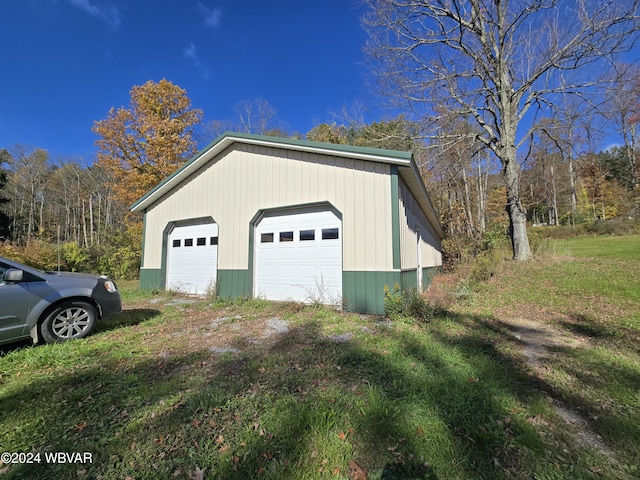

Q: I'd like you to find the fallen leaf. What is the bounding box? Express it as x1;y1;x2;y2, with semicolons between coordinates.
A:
333;467;341;475
189;467;205;480
349;460;368;480
338;430;347;441
416;426;425;437
74;422;87;431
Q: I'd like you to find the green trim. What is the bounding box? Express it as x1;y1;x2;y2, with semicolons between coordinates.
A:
390;165;401;270
400;269;418;292
422;266;438;291
223;131;413;161
343;271;401;315
217;270;251;299
143;268;418;316
140;269;163;290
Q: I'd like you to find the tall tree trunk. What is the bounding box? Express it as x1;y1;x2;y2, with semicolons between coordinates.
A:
89;195;94;246
461;168;475;238
503;152;531;260
39;192;44;234
568;154;577;223
550;164;559;226
82;200;88;248
476;154;488;235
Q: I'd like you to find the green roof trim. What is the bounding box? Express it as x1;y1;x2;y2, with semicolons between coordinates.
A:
130;131;414;212
222;131;413;160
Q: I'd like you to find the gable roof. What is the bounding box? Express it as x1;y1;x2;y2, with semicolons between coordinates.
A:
130;132;443;239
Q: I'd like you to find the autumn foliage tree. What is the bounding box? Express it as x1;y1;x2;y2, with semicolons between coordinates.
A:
93;79;203;211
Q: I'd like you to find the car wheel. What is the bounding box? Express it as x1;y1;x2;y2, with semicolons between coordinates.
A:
41;301;97;344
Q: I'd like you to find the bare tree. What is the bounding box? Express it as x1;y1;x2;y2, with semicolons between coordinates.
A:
233;98;277;135
605;63;640;191
7;146;50;244
364;0;640;259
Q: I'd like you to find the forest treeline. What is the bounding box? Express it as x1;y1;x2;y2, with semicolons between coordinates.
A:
0;74;638;278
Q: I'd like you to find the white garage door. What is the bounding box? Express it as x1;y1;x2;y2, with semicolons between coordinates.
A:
255;209;342;304
167;223;218;294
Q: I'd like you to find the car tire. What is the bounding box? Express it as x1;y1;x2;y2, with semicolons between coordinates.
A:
40;301;97;344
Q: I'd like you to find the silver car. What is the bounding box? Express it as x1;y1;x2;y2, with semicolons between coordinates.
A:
0;256;122;345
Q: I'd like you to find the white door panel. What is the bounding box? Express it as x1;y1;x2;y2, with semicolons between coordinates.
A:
167;223;218;295
255;209;342;304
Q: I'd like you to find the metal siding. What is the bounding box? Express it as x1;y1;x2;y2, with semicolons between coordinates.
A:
142;145;393;273
400;269;418;292
343;270;400;315
399;178;442;269
217;269;251;298
140;268;163;290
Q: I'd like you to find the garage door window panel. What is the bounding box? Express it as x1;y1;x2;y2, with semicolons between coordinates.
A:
279;231;294;242
322;228;339;240
300;230;315;241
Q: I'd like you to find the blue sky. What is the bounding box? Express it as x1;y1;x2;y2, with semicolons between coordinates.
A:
1;0;375;162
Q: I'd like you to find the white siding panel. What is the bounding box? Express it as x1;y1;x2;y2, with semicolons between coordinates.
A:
399;178;442;269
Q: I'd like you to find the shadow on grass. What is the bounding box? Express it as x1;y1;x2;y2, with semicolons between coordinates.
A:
0;338;33;355
0;309;161;356
1;308;635;479
560;313;620;340
94;308;162;334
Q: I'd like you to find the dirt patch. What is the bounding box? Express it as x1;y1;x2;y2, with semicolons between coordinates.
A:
500;317;613;456
502;317;581;368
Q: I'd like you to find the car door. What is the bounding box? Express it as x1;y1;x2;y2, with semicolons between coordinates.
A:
0;262;31;342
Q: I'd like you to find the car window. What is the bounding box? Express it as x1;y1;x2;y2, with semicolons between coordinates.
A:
0;261;44;283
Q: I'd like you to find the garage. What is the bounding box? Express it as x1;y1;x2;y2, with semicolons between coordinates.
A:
167;222;219;294
254;208;342;304
133;132;444;314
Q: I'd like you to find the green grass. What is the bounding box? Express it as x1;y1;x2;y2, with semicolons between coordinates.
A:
1;235;639;479
553;234;640;261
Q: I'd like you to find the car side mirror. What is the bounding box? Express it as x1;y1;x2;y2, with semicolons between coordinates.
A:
3;268;24;283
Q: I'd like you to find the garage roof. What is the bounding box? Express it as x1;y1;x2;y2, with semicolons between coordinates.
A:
130;132;443;239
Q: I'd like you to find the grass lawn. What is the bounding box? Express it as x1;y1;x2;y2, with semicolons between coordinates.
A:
1;235;639;479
